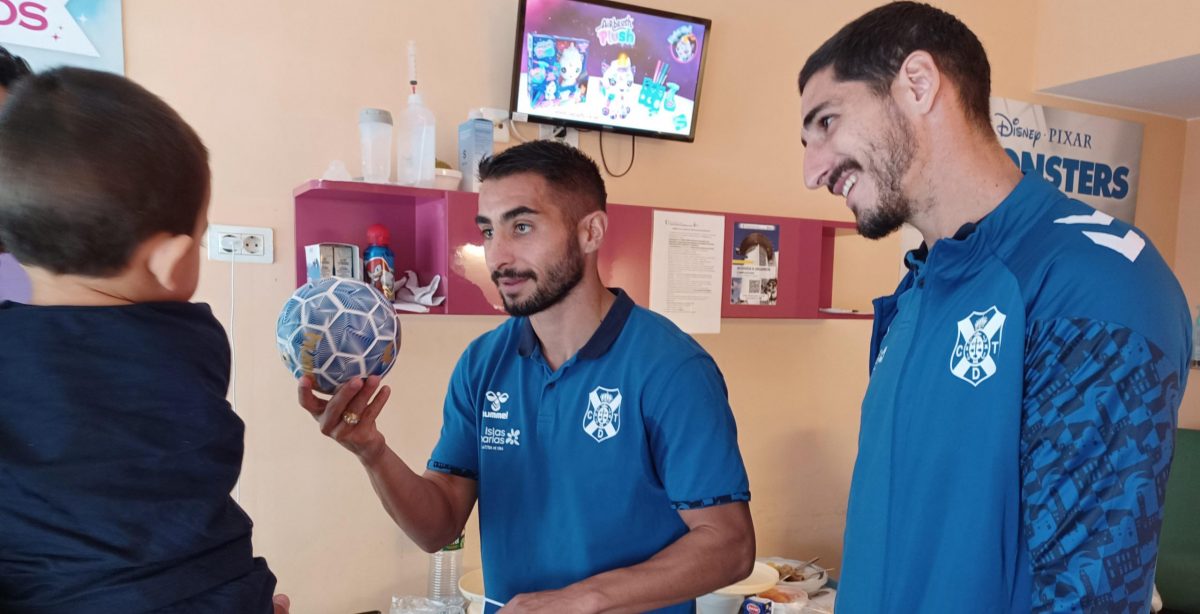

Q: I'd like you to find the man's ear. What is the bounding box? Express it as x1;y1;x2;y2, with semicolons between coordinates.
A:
894;50;941;116
145;232;196;294
577;210;608;255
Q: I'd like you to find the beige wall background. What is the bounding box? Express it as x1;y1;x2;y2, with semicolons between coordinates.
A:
1179;120;1200;310
115;1;1197;611
1033;0;1200;89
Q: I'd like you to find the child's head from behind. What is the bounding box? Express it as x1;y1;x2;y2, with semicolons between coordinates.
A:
0;67;209;303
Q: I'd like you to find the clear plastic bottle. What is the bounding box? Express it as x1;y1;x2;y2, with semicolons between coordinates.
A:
397;93;436;187
359;108;393;183
428;534;465;604
397;41;436;187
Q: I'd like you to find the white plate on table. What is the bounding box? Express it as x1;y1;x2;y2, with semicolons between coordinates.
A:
759;557;829;594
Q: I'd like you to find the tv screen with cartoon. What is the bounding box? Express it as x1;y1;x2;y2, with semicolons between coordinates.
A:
510;0;711;142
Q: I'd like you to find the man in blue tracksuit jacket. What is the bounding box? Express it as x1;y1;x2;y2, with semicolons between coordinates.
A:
797;3;1192;612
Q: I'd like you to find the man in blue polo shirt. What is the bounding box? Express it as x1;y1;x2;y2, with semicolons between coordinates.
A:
797;3;1192;613
298;140;754;612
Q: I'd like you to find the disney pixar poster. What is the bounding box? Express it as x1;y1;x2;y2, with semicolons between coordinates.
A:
991;96;1143;222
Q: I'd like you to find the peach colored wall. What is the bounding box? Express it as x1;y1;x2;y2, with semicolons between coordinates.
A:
1034;0;1200;89
115;1;1194;611
1179;121;1200;307
1177;120;1200;429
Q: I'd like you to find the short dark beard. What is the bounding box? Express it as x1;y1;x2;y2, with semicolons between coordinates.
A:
492;238;585;317
856;102;916;240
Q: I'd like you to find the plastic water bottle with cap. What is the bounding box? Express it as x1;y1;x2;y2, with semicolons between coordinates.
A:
428;534;465;607
398;40;436;187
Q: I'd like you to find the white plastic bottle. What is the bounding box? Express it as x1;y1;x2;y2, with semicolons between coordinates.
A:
359;108;393;183
397;41;436;187
397;93;436;187
428;534;465;606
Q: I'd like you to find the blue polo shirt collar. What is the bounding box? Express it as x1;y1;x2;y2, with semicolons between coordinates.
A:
516;288;635;360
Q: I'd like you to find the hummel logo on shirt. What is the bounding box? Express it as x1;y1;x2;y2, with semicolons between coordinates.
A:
484;390;510;420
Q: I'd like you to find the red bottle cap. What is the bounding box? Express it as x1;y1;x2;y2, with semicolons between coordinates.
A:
367;223;391;246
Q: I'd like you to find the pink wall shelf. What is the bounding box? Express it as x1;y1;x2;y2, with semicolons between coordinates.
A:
294;180;871;319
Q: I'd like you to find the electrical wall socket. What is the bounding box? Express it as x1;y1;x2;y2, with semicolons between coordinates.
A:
539;124;579;148
207;224;274;264
479;107;511;143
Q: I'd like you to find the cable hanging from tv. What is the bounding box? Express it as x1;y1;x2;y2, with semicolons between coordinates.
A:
599;130;635;178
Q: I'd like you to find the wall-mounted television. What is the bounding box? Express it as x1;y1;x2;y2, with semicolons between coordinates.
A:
509;0;712;143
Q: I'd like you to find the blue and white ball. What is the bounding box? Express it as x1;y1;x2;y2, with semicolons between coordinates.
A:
276;277;400;393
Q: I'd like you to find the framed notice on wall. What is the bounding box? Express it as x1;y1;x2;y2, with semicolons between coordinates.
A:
990;96;1143;223
0;0;124;75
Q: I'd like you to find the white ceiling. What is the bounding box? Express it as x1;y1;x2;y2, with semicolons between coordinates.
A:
1040;54;1200;120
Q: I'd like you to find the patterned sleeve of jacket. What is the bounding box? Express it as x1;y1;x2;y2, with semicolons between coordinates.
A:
1021;317;1185;613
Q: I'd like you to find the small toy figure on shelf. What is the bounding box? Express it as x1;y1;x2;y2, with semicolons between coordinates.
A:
364;223;396;301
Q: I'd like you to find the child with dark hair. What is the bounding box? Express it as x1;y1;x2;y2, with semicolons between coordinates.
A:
0;43;30;274
0;44;32;102
0;67;284;613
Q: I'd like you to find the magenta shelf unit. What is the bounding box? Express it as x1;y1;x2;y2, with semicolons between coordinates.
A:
294;180;496;315
293;180;871;319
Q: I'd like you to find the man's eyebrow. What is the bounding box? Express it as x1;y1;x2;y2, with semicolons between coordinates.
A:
476;206;540;225
803;100;832;131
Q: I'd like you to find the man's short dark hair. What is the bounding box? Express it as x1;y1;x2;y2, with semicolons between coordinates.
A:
0;67;209;276
0;44;31;88
798;1;992;134
477;140;607;223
